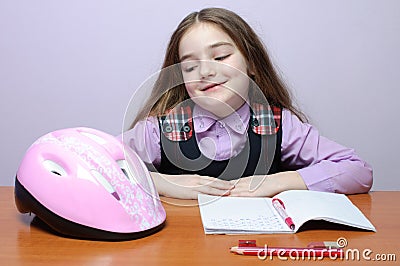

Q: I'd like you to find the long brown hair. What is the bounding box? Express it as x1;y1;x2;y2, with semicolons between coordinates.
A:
130;7;306;128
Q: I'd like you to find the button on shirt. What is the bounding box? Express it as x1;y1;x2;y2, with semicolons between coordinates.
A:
193;104;249;161
120;105;373;194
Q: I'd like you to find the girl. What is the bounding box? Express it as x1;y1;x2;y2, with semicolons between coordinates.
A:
121;7;372;199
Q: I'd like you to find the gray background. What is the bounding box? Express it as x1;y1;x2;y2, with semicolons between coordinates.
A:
1;0;399;190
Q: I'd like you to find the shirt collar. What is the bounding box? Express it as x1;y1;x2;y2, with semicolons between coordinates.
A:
193;103;249;134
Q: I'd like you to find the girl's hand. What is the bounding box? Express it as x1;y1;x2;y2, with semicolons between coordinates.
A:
150;172;235;200
229;171;307;197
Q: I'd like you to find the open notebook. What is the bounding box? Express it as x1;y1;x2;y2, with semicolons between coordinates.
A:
198;190;376;234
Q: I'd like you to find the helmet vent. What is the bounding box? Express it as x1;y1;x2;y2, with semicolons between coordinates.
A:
90;170;120;201
121;168;129;178
117;160;136;184
43;160;67;176
79;131;107;145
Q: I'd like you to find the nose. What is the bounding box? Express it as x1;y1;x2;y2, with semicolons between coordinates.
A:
199;60;216;79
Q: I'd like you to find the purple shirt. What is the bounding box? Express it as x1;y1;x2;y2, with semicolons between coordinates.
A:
120;104;372;194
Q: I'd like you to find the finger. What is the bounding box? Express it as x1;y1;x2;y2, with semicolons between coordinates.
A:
231;176;268;192
196;185;233;196
229;176;250;187
198;177;235;190
229;188;253;197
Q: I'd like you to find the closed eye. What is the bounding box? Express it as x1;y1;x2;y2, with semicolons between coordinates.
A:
181;60;199;73
183;66;197;73
215;54;231;61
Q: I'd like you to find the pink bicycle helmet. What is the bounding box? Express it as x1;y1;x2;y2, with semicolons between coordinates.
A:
15;127;166;240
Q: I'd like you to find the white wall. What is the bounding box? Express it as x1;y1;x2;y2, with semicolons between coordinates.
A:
1;0;399;190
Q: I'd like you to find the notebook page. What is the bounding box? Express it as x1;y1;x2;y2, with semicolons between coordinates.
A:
198;194;291;234
276;190;376;232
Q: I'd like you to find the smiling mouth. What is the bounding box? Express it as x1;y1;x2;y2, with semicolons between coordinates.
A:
202;81;227;91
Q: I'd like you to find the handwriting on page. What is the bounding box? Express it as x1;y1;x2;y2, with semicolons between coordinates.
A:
198;194;291;234
208;214;286;231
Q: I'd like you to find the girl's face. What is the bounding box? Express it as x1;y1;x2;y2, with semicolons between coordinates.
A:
178;23;250;117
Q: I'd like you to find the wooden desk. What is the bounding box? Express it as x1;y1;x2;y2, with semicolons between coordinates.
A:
1;187;398;265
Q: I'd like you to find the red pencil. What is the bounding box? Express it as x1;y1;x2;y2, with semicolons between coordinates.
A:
230;246;344;258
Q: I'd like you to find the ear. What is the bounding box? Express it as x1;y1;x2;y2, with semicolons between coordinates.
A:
247;63;256;78
248;67;255;76
248;69;256;80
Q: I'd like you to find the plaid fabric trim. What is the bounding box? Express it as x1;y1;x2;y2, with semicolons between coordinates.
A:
159;105;193;141
250;103;281;135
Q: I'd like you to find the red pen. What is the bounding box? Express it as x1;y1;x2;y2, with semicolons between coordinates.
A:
272;198;295;230
230;240;344;258
230;246;344;258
